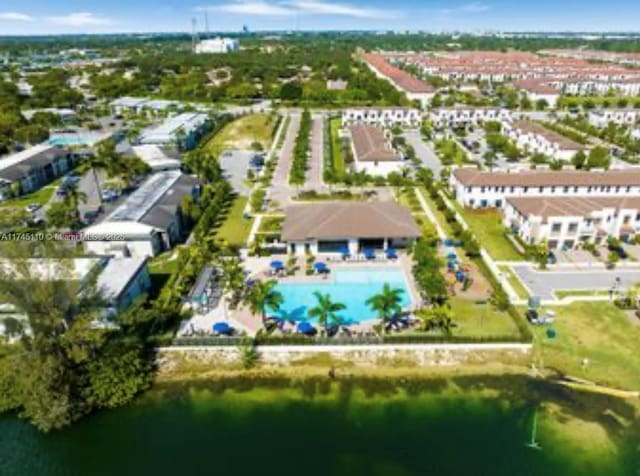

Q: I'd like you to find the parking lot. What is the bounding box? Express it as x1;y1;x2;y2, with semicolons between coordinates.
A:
220;150;258;196
511;264;640;300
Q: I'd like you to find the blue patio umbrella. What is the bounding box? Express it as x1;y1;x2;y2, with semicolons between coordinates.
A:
447;252;457;261
386;248;398;259
297;321;317;335
270;260;284;270
363;248;376;259
313;261;328;272
212;322;232;335
340;245;350;257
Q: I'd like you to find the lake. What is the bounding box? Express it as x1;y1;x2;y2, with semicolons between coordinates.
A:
1;374;638;476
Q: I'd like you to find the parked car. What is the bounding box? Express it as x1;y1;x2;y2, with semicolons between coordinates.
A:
547;252;557;265
25;204;41;214
101;188;119;202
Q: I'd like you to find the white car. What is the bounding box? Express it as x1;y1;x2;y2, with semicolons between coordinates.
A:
25;204;41;214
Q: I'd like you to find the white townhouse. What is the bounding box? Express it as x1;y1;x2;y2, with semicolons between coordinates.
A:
341;107;421;128
588;109;640;128
450;167;640;209
429;107;511;129
553;79;640;97
502;120;587;161
348;124;404;176
513;80;560;108
504;196;640;250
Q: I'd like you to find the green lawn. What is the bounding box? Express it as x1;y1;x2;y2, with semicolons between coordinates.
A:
396;187;423;213
148;249;182;275
452;202;523;261
532;302;640;390
258;215;284;234
215;197;254;247
206;114;276;156
0;183;58;210
329;117;345;175
553;290;611;299
449;297;522;338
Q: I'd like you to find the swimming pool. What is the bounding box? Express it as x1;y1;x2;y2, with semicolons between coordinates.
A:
273;268;412;324
48;133;109;147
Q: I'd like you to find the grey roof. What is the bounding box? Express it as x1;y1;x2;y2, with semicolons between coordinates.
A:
0;145;68;182
96;256;149;301
282;202;421;241
139;174;200;230
105;171;200;231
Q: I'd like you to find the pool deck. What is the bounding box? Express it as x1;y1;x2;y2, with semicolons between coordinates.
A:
245;253;422;311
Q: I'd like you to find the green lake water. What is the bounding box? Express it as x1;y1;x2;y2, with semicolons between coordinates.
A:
1;375;638;476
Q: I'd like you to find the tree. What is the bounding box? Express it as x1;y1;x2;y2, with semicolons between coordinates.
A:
489;286;510;311
571;150;587;170
220;258;245;316
0;241;153;431
365;283;404;328
87;139;122;203
307;292;346;335
279;81;303;100
586;146;610;170
61;181;87;224
243;279;283;325
46;202;78;229
530;240;549;270
420;305;455;336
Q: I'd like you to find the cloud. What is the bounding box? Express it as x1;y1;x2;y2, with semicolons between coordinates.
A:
439;2;490;14
285;0;400;19
206;1;295;16
0;12;33;22
45;12;112;27
202;0;401;19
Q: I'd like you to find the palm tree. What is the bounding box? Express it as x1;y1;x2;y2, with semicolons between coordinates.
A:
220;259;245;316
365;283;404;328
61;181;87;225
307;292;345;335
87;139;121;203
243;279;283;325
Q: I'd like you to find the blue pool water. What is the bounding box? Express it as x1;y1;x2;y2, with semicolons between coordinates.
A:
273;268;412;324
48;134;106;147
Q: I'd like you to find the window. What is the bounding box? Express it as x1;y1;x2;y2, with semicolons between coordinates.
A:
480;186;485;193
551;186;556;193
551;223;562;233
495;200;503;208
563;186;569;193
510;186;515;193
539;186;544;193
524;186;529;193
568;223;578;233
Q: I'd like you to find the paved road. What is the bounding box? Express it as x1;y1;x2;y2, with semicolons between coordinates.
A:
402;131;442;177
511;265;640;300
220;150;254;196
305;114;324;188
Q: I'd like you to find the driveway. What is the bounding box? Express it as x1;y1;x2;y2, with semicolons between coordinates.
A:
402;131;442;177
220;150;254;196
511;265;640;300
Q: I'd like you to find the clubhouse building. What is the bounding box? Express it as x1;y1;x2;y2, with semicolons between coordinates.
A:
281;202;421;256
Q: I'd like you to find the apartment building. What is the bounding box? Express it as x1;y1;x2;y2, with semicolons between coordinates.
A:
342;107;421;128
138;113;210;151
0;145;76;200
502;120;586;161
450;167;640;209
504;196;640;249
348;124;404;176
429;107;511;128
588;109;640;128
84;171;201;258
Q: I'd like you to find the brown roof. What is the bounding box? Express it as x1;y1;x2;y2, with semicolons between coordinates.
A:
453;167;640;188
363;53;435;94
506;196;640;221
510;120;586;151
349;124;401;162
513;79;559;95
282;202;421;241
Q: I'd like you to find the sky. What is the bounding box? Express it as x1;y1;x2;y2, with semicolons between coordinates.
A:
0;0;640;35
